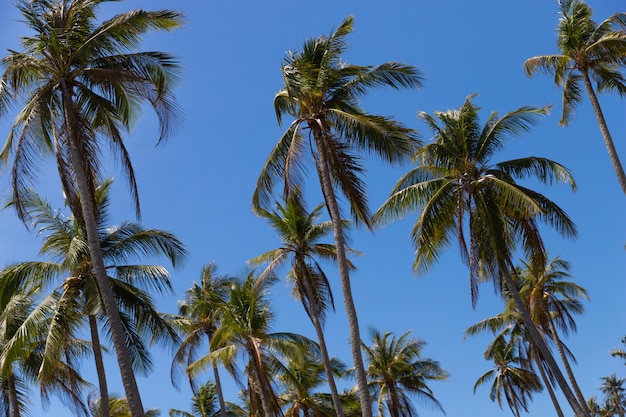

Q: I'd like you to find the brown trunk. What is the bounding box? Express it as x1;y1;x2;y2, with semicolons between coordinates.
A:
8;374;21;417
313;133;373;417
61;81;146;417
302;275;346;417
249;341;274;417
533;347;565;417
501;269;586;417
581;70;626;195
90;314;111;417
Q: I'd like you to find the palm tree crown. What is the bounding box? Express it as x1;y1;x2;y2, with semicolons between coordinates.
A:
523;0;626;193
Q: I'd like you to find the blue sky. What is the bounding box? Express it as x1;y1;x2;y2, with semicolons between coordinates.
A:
0;1;624;416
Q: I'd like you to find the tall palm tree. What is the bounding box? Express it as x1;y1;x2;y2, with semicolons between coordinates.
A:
2;179;186;417
189;270;314;417
518;256;589;410
253;17;423;417
372;95;587;416
250;191;353;417
473;334;542;417
361;329;447;417
170;264;236;417
523;0;626;194
0;2;183;416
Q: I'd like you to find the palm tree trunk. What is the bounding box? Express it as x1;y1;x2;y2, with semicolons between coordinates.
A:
212;362;227;417
304;280;346;417
546;312;589;412
90;314;111;417
501;269;587;417
581;70;626;195
250;342;274;417
314;134;373;417
61;81;146;417
533;348;565;417
8;375;21;417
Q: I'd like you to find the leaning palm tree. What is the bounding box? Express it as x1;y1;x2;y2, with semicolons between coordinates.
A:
170;264;236;417
523;0;626;194
0;2;183;416
600;374;626;417
250;191;352;417
474;334;543;417
362;329;447;417
2;179;186;417
373;95;587;416
518;256;589;410
253;17;423;417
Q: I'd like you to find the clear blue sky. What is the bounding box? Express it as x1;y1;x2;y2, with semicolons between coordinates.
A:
0;1;624;416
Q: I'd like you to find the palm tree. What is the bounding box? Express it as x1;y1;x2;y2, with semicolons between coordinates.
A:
170;264;236;417
189;270;314;417
600;374;626;417
253;16;423;417
2;179;186;417
523;0;626;194
518;256;589;410
90;393;161;417
276;345;349;417
361;329;447;417
0;2;183;416
250;190;353;417
610;337;626;365
372;95;586;416
474;334;542;417
169;382;246;417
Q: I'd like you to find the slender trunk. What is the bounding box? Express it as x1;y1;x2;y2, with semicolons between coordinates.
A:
313;134;373;417
8;374;21;417
533;347;565;417
501;269;587;417
90;314;111;417
545;306;589;412
212;360;227;417
303;276;345;417
581;70;626;195
61;82;146;417
249;342;274;417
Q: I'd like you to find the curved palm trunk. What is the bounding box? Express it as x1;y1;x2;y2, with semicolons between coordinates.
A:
212;361;227;417
61;83;146;417
303;278;346;417
501;270;588;417
533;347;565;417
581;70;626;195
8;375;21;417
545;311;588;411
90;314;111;417
314;134;373;417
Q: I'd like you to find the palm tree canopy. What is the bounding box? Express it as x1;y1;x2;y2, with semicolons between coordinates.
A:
362;328;448;417
253;15;423;225
523;0;626;125
373;95;577;305
0;0;183;220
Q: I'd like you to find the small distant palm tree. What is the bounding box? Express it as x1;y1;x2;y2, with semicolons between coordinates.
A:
276;346;349;417
253;16;423;417
362;329;447;417
610;337;626;365
170;264;236;417
250;191;353;417
524;0;626;194
169;382;245;417
90;393;160;417
600;374;626;417
474;334;542;417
